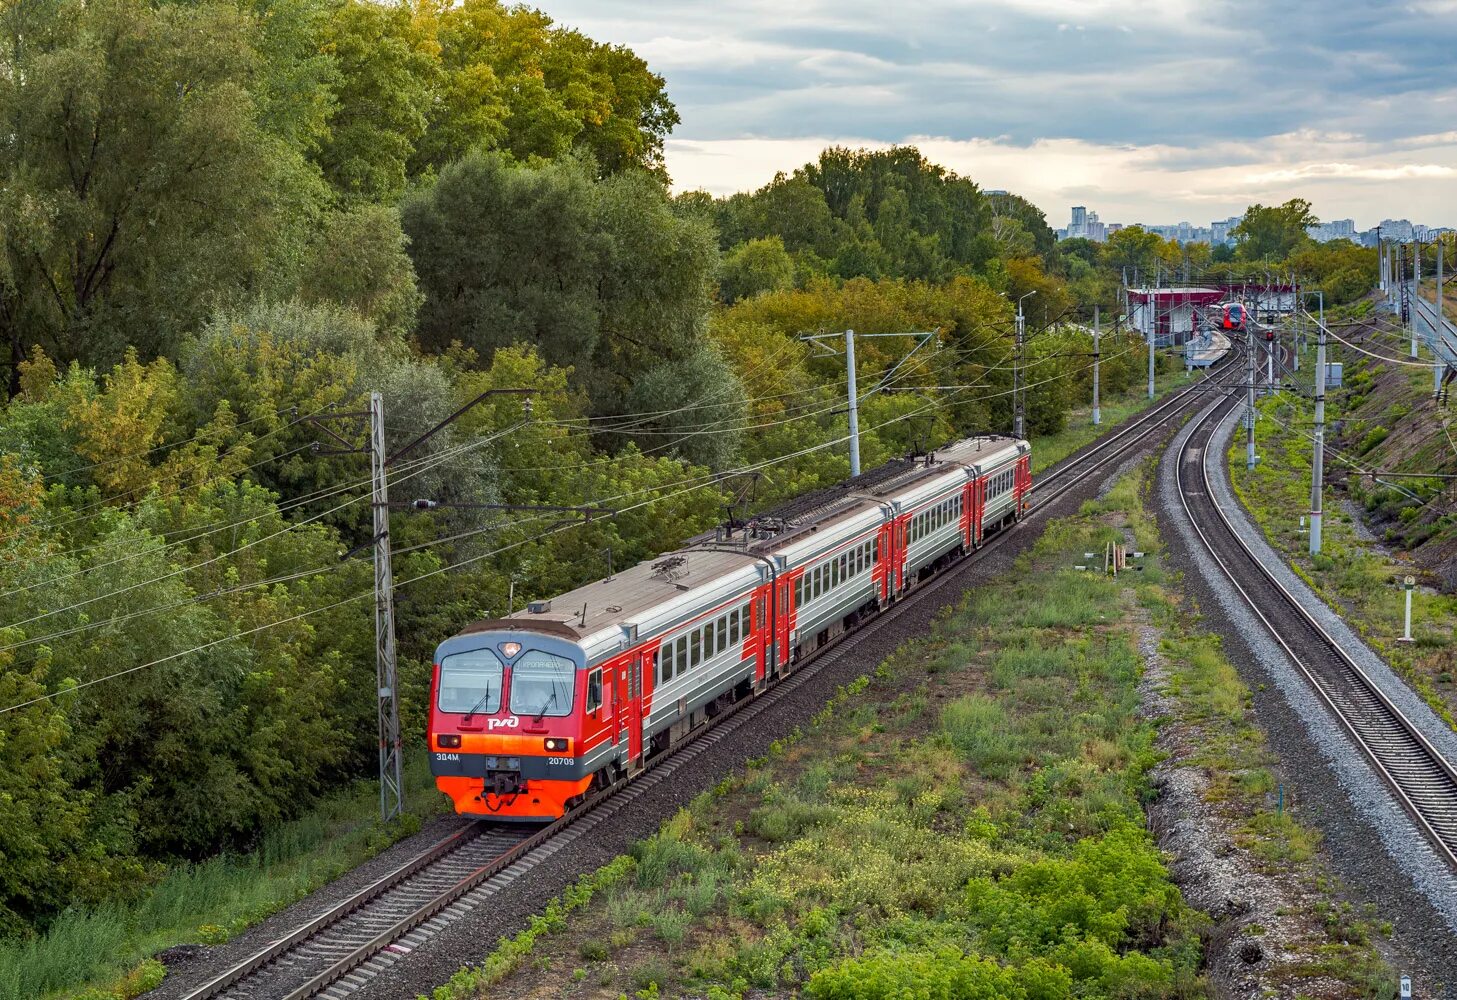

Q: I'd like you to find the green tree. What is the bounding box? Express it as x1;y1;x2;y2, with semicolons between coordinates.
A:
0;0;323;381
402;154;718;413
410;0;677;179
297;205;423;338
718;236;796;304
402;152;606;369
1233;198;1317;261
314;0;435;202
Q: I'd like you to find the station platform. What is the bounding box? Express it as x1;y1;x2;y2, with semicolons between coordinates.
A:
1185;330;1231;368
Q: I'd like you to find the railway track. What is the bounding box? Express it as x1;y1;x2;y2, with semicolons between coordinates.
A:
173;348;1242;1000
1175;384;1457;870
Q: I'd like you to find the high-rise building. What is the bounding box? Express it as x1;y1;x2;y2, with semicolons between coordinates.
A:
1306;219;1357;242
1378;219;1415;241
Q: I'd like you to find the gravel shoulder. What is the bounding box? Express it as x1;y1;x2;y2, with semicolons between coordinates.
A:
1156;395;1457;994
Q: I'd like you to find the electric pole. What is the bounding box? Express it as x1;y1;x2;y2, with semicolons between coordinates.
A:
312;385;537;821
1015;291;1037;439
1437;240;1446;398
845;329;860;476
799;329;936;469
369;391;403;822
1311;293;1326;555
1246;326;1257;470
1092;304;1101;426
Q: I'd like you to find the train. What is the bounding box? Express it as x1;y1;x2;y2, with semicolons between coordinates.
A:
428;433;1031;821
1219;301;1274;341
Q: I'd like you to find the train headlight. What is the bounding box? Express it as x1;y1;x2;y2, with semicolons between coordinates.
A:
543;738;568;752
438;734;462;749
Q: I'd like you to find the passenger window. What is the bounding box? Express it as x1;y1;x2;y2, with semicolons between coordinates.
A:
691;630;701;666
703;624;714;659
742;605;751;634
729;612;739;645
675;636;687;677
717;617;727;650
586;668;603;713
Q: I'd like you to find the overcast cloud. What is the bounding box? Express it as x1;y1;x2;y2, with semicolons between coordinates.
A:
543;0;1457;228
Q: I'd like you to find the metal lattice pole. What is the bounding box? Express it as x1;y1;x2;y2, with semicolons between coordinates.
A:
1246;327;1257;470
371;391;404;822
1092;304;1101;426
1310;294;1326;556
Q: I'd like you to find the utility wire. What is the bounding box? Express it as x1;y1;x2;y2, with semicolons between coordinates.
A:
0;346;1133;714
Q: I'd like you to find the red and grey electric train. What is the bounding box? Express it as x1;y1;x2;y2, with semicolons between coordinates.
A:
428;434;1031;821
1220;301;1273;340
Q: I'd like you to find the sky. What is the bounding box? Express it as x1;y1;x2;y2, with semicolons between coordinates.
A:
543;0;1457;230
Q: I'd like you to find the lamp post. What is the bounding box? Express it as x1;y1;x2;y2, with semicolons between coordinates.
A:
1015;290;1037;439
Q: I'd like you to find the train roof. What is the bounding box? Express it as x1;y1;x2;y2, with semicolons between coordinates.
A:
460;546;762;644
450;434;1028;659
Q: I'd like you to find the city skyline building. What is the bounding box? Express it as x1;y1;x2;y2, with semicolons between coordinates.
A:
1057;205;1445;249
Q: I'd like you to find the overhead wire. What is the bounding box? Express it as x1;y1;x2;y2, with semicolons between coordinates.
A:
0;422;531;638
0;342;1131;714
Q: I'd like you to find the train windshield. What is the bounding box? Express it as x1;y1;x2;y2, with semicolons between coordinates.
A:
437;649;504;715
508;651;577;719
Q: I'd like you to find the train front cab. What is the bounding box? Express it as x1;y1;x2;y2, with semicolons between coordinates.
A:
429;627;607;822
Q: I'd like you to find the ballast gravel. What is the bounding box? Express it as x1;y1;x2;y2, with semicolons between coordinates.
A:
142;421;1179;1000
1158;396;1457;994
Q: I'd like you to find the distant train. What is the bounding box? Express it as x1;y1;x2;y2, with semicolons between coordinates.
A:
1219;302;1274;340
428;434;1032;821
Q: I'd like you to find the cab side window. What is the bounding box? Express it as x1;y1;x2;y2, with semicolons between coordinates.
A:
586;668;603;713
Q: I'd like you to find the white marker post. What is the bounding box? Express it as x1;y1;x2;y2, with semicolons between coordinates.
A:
1400;975;1412;1000
1400;576;1416;643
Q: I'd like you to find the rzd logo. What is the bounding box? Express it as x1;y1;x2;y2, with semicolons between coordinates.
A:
487;715;520;732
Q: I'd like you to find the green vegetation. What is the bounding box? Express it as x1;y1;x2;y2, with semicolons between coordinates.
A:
0;0;1384;988
1;754;446;1000
424;463;1391;999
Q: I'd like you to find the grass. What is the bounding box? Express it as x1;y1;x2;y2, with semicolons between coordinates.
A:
2;753;448;1000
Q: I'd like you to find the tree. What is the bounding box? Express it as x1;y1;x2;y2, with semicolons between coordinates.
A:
1233;199;1317;261
410;0;677;179
621;343;747;469
1098;226;1165;279
296;205;423;338
0;0;324;383
402;153;718;413
718;237;796;304
314;0;435;202
402;152;607;369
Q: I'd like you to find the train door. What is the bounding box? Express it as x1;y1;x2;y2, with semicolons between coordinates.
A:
961;483;974;548
972;477;984;545
776;579;792;672
615;651;645;766
752;586;771;681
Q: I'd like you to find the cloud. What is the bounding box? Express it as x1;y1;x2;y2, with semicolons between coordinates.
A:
539;0;1457;223
663;134;1457;226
